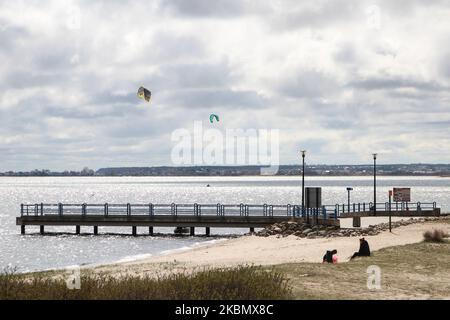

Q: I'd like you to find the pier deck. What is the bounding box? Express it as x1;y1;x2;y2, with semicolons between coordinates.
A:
16;201;440;236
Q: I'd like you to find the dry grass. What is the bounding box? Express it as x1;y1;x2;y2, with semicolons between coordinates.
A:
272;241;450;300
0;265;292;300
423;229;449;243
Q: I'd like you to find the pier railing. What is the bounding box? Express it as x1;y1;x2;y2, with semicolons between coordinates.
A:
20;201;438;220
326;201;437;216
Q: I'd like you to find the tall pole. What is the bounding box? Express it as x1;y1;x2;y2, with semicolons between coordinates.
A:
389;190;392;232
347;187;353;213
373;153;377;215
301;150;306;213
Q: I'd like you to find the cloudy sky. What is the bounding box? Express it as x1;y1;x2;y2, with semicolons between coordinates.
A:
1;0;450;171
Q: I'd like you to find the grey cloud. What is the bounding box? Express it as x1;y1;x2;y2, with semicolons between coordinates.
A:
167;88;266;109
155;62;233;89
279;70;341;99
158;0;248;18
150;33;205;61
268;0;361;30
347;77;448;92
334;44;358;64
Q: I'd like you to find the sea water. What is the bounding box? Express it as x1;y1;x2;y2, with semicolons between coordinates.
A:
0;176;449;272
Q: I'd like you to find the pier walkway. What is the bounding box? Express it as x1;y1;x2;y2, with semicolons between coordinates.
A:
16;201;440;236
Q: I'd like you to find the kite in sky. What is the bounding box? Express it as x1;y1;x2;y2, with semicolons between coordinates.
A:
137;86;151;103
209;114;219;123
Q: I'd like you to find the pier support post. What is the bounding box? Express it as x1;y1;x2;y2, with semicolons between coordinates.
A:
76;226;80;235
132;226;137;236
21;225;25;235
205;227;210;237
149;226;153;236
40;225;44;235
250;227;255;233
352;216;361;228
93;226;98;235
190;227;195;236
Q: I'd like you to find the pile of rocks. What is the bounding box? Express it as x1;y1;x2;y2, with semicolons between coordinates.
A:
255;216;446;239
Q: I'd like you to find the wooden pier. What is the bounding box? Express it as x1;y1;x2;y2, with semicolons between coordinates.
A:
16;201;440;236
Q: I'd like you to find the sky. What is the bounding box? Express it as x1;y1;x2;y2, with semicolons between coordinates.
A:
1;0;450;171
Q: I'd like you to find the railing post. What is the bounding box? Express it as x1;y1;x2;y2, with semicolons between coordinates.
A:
287;204;291;216
217;203;221;216
322;206;326;219
34;204;38;216
334;207;337;220
240;203;244;216
306;207;310;224
358;203;360;212
263;204;267;217
194;203;198;216
171;203;176;215
127;203;131;216
58;203;63;216
221;205;225;216
41;203;44;216
149;203;154;216
245;205;249;216
269;205;273;217
82;203;87;215
104;203;108;217
20;204;24;216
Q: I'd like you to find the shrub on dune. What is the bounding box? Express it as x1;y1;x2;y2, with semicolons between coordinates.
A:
423;229;449;243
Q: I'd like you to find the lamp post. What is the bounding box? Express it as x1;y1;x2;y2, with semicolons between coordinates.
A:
301;150;306;213
372;153;377;215
346;187;353;213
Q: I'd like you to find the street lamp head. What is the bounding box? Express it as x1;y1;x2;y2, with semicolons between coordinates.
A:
301;150;306;157
372;153;377;160
347;187;353;191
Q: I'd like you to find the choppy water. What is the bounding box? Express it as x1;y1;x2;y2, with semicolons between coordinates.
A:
0;176;449;272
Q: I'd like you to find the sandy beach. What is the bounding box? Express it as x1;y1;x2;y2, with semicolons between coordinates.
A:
93;218;450;276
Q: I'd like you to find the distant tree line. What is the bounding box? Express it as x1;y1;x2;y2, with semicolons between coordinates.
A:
1;164;450;177
0;167;95;177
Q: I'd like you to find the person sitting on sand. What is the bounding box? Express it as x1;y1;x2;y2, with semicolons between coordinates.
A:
322;249;338;264
350;238;371;260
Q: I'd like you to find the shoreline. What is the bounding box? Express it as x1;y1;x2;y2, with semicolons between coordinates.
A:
91;217;450;277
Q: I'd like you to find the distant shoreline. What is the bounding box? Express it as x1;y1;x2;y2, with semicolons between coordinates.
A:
1;174;450;178
2;164;450;177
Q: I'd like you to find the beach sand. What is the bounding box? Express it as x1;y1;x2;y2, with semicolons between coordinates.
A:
93;217;450;277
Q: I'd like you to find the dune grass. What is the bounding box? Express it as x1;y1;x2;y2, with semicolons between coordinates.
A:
0;265;292;300
423;229;449;243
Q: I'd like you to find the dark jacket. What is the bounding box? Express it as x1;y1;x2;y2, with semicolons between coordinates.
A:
323;250;337;263
359;240;371;256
